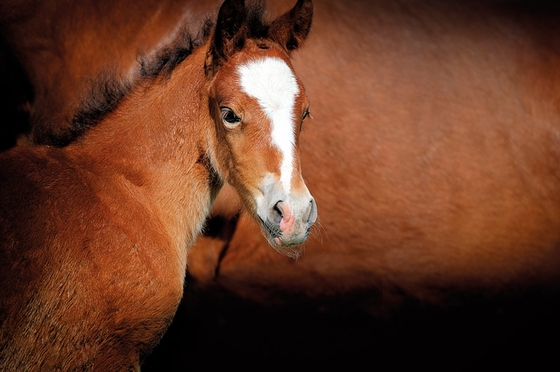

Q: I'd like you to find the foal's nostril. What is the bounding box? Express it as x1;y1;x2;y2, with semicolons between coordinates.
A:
307;198;318;224
272;201;283;224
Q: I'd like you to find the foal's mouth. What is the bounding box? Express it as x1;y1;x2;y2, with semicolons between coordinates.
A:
260;217;282;240
259;217;312;249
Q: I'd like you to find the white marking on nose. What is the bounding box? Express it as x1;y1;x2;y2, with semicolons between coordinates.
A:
237;57;299;194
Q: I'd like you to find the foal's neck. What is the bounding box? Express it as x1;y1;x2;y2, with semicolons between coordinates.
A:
67;45;218;250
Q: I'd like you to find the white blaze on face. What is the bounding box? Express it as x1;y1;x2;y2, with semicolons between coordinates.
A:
238;57;299;194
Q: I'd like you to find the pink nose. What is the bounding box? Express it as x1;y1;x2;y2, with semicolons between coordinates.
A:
276;201;295;236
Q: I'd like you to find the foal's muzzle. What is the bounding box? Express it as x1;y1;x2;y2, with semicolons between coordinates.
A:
258;191;317;248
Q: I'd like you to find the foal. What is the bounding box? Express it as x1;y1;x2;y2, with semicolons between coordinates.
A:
0;0;316;369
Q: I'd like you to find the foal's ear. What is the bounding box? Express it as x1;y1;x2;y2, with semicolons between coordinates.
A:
269;0;313;52
205;0;247;78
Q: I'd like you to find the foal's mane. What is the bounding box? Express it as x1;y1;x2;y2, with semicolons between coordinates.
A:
51;0;271;147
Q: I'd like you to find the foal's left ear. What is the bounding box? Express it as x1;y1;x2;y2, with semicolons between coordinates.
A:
269;0;313;53
205;0;247;78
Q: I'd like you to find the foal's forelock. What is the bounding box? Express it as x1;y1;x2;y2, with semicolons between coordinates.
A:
237;57;300;193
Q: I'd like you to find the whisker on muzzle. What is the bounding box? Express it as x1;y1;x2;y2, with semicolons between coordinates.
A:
260;217;282;238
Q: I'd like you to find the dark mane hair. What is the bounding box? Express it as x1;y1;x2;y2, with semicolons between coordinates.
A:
54;0;271;147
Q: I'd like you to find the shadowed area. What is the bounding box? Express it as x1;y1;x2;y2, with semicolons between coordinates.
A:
142;277;560;370
0;31;32;151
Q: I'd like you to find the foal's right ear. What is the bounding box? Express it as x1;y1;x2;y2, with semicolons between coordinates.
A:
205;0;247;78
269;0;313;53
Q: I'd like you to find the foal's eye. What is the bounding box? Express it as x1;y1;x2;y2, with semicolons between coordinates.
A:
220;107;241;126
300;108;311;131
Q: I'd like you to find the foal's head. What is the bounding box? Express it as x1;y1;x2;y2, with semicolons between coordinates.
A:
205;0;316;250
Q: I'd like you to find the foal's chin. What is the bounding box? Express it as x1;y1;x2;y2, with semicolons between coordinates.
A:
256;210;314;259
261;228;308;259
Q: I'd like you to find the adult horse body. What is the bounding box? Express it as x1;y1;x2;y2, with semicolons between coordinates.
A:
0;0;315;369
168;0;560;368
194;0;560;302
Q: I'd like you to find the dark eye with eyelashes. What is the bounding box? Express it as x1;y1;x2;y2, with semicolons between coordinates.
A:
299;108;311;131
220;107;241;126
